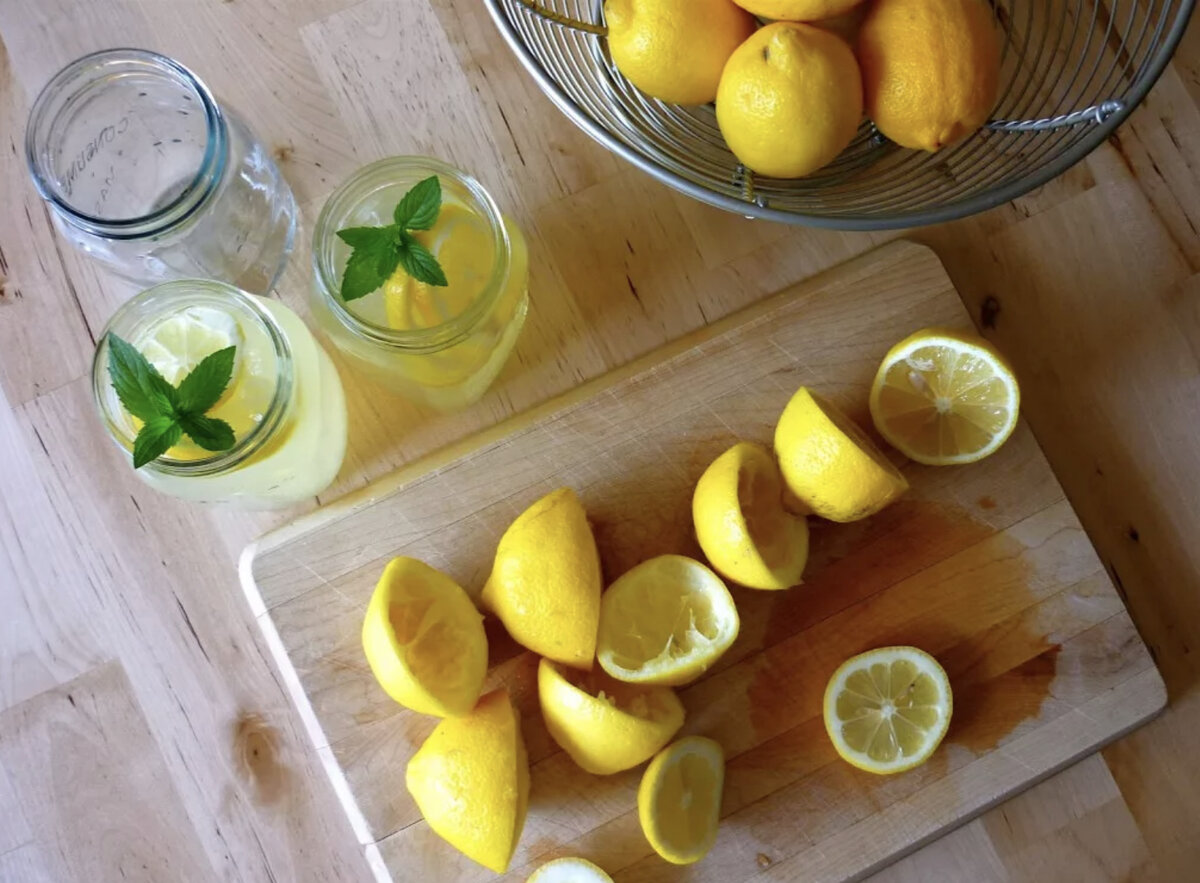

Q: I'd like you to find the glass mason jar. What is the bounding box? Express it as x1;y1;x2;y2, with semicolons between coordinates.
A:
26;49;297;293
92;280;347;508
310;157;529;410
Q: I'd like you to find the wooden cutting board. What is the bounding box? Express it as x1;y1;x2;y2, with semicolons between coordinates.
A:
241;242;1165;883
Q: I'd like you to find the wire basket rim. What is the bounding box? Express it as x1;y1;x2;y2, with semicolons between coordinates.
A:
483;0;1196;230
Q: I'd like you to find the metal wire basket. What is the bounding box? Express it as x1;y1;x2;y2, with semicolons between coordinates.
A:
484;0;1195;229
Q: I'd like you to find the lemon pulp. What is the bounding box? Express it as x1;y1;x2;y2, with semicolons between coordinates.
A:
823;646;952;774
598;555;739;686
870;328;1020;465
637;736;725;865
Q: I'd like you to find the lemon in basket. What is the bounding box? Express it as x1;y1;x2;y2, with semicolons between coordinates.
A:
858;0;1001;151
716;22;863;179
605;0;756;105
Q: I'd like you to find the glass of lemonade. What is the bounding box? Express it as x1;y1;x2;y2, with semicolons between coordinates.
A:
310;157;529;410
92;280;347;508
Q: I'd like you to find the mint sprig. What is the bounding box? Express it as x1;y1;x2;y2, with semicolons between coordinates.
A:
335;175;448;302
106;334;238;469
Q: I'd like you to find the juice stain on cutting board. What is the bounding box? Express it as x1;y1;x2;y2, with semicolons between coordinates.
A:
742;501;1060;754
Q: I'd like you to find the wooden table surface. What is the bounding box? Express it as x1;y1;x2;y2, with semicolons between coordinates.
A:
1;2;1198;881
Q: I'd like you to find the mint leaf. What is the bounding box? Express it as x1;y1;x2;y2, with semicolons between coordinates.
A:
336;226;389;248
107;332;240;469
336;177;447;300
176;346;236;414
132;415;182;468
397;233;449;287
107;334;177;421
338;226;400;302
178;413;236;452
392;176;441;230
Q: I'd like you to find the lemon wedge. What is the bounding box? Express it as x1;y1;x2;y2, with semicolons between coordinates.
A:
406;688;530;873
869;327;1021;465
693;441;809;590
637;736;725;865
597;555;739;687
823;646;952;775
538;658;684;775
361;557;487;717
774;387;908;522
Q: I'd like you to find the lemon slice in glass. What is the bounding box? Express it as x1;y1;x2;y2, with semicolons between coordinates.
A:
136;305;241;386
823;646;952;775
637;736;725;865
869;327;1020;465
597;555;739;687
526;857;613;883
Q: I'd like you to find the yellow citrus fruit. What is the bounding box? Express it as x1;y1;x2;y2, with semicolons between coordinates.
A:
823;646;952;774
597;554;739;686
361;557;487;717
716;22;863;179
858;0;1001;151
773;387;908;522
693;442;809;590
383;204;492;331
481;487;602;670
637;736;725;865
869;327;1020;465
406;688;530;873
731;0;864;21
527;857;614;883
604;0;757;105
538;658;685;775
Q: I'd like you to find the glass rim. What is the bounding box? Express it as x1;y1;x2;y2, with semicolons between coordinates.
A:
26;47;227;239
311;156;512;353
91;279;294;476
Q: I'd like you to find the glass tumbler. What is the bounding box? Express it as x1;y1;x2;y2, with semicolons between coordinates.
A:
26;48;297;293
310;157;529;411
92;279;347;508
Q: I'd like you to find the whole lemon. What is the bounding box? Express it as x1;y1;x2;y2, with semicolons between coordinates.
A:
731;0;865;21
605;0;757;105
858;0;1001;151
716;22;863;178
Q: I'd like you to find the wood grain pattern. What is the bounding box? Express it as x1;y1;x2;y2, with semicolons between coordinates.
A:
0;662;215;882
244;243;1165;882
2;0;1200;881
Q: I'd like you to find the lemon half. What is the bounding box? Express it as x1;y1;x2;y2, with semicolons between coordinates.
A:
693;441;809;590
362;557;487;717
774;387;908;522
637;736;725;865
527;857;614;883
597;555;739;686
481;487;602;669
406;688;530;873
823;646;952;774
539;658;685;775
869;327;1020;465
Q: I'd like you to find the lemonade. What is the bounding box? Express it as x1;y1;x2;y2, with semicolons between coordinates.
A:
311;157;529;410
92;280;347;507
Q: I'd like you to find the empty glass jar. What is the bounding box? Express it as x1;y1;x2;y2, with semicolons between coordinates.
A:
26;49;297;293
